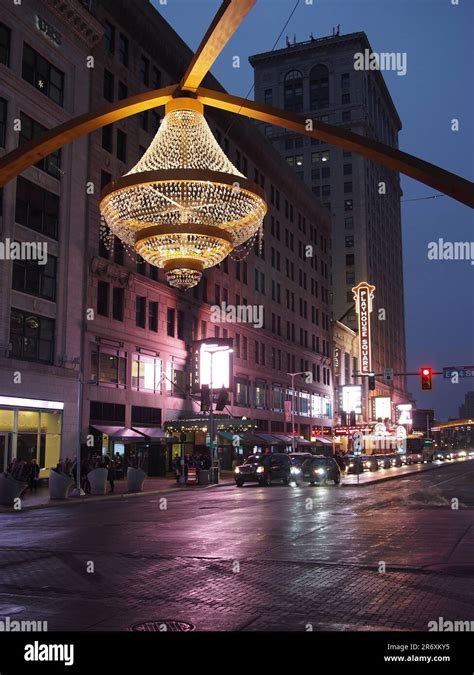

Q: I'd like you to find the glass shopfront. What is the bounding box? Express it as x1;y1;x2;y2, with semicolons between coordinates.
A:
0;400;62;476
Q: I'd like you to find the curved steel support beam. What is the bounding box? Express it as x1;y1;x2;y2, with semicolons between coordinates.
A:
0;85;178;187
197;88;474;208
180;0;257;93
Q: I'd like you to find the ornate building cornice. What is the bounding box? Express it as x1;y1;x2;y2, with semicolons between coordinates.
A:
46;0;103;49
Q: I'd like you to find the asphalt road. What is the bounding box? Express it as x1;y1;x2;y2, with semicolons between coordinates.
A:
0;461;473;632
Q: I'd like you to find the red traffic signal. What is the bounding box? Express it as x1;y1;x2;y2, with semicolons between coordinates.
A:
420;367;432;390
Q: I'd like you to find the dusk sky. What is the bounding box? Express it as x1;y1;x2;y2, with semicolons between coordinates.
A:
155;0;474;420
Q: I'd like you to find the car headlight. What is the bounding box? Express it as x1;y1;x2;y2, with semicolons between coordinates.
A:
290;466;301;475
314;468;325;475
256;465;264;474
349;463;354;468
234;467;240;474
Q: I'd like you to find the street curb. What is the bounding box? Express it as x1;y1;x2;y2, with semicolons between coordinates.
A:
341;459;473;487
0;479;235;514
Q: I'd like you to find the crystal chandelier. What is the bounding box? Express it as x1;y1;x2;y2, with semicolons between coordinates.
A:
99;98;267;289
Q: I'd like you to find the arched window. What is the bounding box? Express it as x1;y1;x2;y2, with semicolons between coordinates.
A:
284;70;303;112
309;64;329;110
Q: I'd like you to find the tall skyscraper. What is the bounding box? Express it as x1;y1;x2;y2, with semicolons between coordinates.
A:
250;31;410;417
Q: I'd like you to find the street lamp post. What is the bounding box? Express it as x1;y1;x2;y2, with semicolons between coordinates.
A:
71;373;95;497
203;343;233;480
287;372;306;452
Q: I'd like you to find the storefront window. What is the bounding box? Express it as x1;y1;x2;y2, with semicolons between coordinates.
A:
0;409;13;431
300;392;310;416
311;394;322;417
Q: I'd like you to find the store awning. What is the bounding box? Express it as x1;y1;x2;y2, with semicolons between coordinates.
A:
91;425;144;439
314;436;338;445
132;427;167;439
256;433;287;445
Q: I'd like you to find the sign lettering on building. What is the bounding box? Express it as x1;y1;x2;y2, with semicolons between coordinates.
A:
36;16;62;46
352;282;376;374
334;347;340;376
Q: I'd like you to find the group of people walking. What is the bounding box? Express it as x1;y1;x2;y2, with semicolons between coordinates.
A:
6;457;40;493
172;453;211;483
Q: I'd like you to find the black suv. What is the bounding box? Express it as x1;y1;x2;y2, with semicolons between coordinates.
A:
300;455;341;485
234;453;291;487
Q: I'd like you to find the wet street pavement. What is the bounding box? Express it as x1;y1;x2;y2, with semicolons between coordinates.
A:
0;461;473;632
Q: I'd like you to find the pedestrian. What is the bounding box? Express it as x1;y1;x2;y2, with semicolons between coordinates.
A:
28;458;40;492
173;455;181;483
108;459;116;493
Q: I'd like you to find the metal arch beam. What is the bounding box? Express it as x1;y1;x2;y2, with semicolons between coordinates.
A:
197;88;474;208
0;85;177;187
180;0;257;93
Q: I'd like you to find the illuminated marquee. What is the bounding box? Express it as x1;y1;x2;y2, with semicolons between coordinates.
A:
190;338;233;393
352;282;376;374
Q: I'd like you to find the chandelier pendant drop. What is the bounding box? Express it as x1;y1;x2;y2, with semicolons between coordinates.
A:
99;98;267;289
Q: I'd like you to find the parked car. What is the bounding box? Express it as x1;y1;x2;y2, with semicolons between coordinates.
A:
288;452;313;483
405;452;423;465
234;453;291;487
345;455;364;474
390;454;403;468
299;455;341;486
363;455;379;472
375;454;392;469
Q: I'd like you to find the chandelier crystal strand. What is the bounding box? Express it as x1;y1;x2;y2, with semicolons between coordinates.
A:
99;98;267;289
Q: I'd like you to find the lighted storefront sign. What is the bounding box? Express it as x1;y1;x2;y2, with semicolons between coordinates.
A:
374;396;392;420
397;404;413;425
341;385;362;414
36;16;62;46
352;282;376;374
190;339;233;393
334;347;340;376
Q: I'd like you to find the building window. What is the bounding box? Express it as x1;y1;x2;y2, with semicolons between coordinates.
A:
264;88;273;105
117;129;127;162
151;110;160;133
118;33;129;66
112;287;124;321
97;281;109;316
139;110;148;131
346;271;355;284
0;97;6;147
177;310;185;340
309;64;329;109
321;184;330;197
341;73;350;90
346;254;355;266
102;125;113;152
22;44;64;106
15;177;59;239
118;81;128;100
344;199;353;211
235;379;249;406
104;20;115;53
19;113;61;178
91;345;126;387
149;301;158;331
342;110;351;123
12;252;57;301
131;354;162;393
312;150;330;163
343;163;352;175
0;22;11;66
345;216;354;229
152;66;161;88
284;70;303;112
345;235;354;248
344;181;353;193
103;69;114;102
341;93;350;104
140;55;150;85
114;237;124;265
10;309;54;364
136;296;146;328
167;308;175;337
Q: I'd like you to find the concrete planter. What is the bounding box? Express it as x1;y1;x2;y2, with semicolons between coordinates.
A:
49;471;74;500
87;467;108;495
0;474;27;506
127;467;146;493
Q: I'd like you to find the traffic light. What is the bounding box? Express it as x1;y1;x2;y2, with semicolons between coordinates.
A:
368;373;376;391
421;367;432;390
215;387;229;411
200;385;210;412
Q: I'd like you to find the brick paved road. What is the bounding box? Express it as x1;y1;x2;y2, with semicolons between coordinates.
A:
0;461;473;631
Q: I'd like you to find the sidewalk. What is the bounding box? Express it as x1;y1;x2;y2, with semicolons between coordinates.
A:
0;472;235;513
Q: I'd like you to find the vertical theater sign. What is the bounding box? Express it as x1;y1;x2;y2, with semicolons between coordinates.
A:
352;282;376;374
